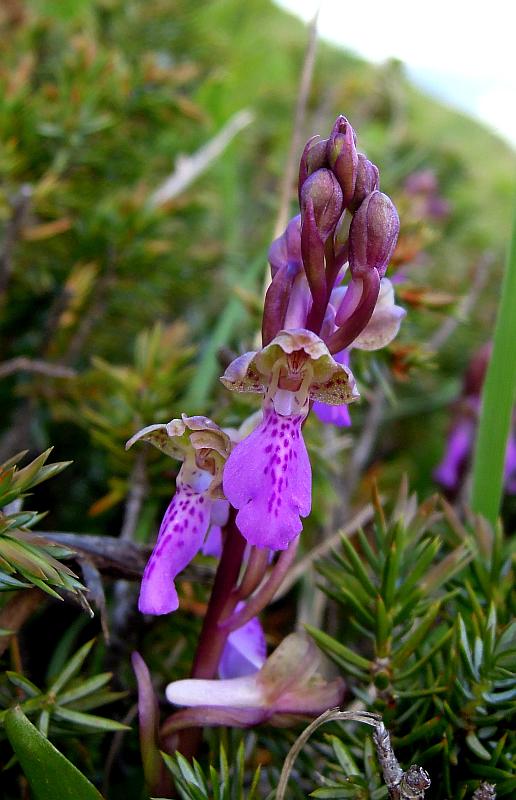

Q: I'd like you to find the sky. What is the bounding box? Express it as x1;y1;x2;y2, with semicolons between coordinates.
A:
276;0;516;147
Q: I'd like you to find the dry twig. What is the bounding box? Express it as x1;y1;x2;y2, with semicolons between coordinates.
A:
149;110;254;208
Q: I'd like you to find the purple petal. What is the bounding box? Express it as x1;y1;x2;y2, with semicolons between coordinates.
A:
434;417;475;491
223;405;311;550
139;487;211;615
201;525;222;558
312;350;352;427
219;612;267;679
313;401;351;427
504;430;516;494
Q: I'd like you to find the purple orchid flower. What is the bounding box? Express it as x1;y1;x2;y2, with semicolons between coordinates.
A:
163;633;345;731
126;415;232;615
221;329;359;549
435;401;516;496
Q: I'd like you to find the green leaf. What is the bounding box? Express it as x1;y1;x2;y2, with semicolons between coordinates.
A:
4;706;105;800
57;673;113;705
305;625;370;672
52;706;130;731
466;732;492;760
49;639;95;694
471;198;516;524
184;250;265;409
326;735;359;775
6;672;42;697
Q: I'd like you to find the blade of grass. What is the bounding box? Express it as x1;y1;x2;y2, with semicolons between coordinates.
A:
470;197;516;524
184;250;266;409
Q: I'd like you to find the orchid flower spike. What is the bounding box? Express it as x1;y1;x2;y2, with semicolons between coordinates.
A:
221;329;359;549
164;633;345;731
126;415;232;615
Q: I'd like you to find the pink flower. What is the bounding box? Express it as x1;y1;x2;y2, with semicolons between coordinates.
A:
126;415;231;615
221;329;359;549
164;634;345;731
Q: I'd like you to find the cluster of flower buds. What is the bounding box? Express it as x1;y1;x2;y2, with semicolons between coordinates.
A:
263;115;401;352
435;343;516;495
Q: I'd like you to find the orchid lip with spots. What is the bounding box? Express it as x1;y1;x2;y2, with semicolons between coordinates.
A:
126;415;232;615
222;329;359;549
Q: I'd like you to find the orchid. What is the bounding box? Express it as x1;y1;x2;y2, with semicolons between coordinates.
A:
221;116;403;548
130;114;405;751
126;415;231;614
163;634;345;731
221;329;359;549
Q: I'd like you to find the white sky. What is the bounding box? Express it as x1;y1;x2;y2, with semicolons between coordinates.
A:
276;0;516;147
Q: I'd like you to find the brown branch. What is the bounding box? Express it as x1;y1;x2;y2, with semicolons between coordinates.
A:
149;110;254;208
120;449;148;541
0;357;77;380
0;589;45;657
272;11;319;239
0;184;32;297
36;532;216;587
429;251;494;351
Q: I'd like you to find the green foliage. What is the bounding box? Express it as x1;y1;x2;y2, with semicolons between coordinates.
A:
76;322;193;515
4;705;105;800
162;741;262;800
309;487;516;798
311;736;388;799
471;200;516;524
0;638;127;737
0;449;86;599
0;1;515;798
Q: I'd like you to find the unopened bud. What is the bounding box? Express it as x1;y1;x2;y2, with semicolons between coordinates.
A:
268;215;302;276
298;135;329;198
300;168;343;241
349;191;399;278
333;209;352;262
350;154;380;212
327;116;358;208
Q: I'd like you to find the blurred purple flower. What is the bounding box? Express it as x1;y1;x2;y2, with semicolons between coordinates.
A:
434;344;516;495
404;168;450;221
164;633;345;730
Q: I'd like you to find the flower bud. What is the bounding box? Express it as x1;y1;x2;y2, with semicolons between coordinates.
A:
327;115;358;208
350;154;380;212
268;214;302;276
298;135;329;198
333;208;352;262
348;191;399;278
300;168;343;242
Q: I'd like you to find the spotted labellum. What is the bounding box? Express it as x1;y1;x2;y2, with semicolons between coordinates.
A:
221;329;359;549
126;415;232;614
